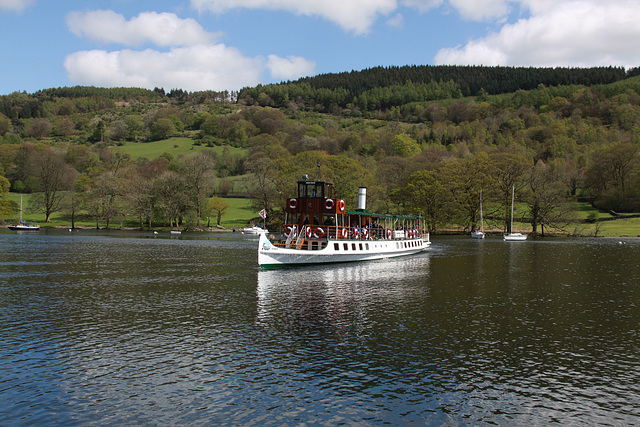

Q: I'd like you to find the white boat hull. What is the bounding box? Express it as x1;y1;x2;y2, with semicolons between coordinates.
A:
243;226;268;235
8;224;39;231
258;233;430;267
471;231;485;239
503;233;527;241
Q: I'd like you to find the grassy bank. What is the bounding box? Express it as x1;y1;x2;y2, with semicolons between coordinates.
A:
4;193;257;230
4;193;639;237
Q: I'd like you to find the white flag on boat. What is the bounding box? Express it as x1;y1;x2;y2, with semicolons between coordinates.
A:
259;209;266;219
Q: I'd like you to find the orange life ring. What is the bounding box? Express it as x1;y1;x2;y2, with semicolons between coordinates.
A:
325;199;334;210
289;198;297;209
338;200;345;211
313;227;325;239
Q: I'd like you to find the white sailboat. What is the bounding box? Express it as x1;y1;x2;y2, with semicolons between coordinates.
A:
471;189;485;239
503;186;526;241
8;194;40;231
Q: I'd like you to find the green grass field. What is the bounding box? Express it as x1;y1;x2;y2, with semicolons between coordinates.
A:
114;137;248;160
4;193;258;230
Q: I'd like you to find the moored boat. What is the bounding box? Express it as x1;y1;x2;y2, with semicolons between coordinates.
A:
8;221;40;231
258;177;430;267
503;185;527;241
8;194;39;231
470;189;485;239
243;225;268;235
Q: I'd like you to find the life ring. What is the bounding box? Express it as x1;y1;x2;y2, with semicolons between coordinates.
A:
387;229;392;239
353;228;360;239
341;228;348;239
289;198;297;209
284;225;296;237
306;227;312;238
313;227;325;239
338;200;345;211
325;199;334;210
363;229;369;239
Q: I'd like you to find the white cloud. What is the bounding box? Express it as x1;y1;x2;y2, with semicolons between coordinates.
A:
64;45;264;92
448;0;510;21
64;8;317;91
436;0;640;68
191;0;397;34
386;13;405;28
66;10;217;47
267;55;316;81
400;0;443;13
0;0;35;13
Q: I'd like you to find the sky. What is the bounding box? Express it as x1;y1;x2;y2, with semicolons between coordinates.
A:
1;0;639;95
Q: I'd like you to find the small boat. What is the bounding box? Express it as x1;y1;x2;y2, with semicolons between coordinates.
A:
471;189;485;239
504;186;527;241
243;225;268;235
258;176;430;267
8;194;39;231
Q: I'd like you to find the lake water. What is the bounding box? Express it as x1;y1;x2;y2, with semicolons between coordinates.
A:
1;230;639;425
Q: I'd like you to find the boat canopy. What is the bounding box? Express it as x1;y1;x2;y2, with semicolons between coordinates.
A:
345;210;425;221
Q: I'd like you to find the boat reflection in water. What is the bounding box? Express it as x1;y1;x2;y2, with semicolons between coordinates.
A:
256;253;431;325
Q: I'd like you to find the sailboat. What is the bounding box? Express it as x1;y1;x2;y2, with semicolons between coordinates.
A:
503;186;526;241
8;194;40;231
471;189;485;239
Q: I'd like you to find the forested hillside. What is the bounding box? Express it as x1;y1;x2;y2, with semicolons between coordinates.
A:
1;66;640;235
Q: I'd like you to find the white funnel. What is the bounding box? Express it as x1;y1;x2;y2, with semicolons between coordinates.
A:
358;187;367;210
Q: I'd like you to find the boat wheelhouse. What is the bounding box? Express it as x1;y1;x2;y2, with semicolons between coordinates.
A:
258;177;430;267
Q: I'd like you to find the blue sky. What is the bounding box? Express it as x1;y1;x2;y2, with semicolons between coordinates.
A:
1;0;639;95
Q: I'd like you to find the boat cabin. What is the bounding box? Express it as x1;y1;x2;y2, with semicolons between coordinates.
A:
279;177;426;250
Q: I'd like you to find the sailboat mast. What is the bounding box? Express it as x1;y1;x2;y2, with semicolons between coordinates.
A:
19;193;23;223
479;189;484;231
510;186;514;233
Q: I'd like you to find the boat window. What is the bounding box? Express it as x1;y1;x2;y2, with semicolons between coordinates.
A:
359;243;363;251
334;243;340;251
344;243;349;251
352;243;356;251
365;243;369;250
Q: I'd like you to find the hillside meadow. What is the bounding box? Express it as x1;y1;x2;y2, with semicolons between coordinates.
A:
114;136;248;161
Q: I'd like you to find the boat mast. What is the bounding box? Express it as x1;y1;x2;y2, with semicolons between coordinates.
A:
479;189;484;231
510;185;514;234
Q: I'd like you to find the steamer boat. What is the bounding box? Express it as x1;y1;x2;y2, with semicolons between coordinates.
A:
258;176;430;267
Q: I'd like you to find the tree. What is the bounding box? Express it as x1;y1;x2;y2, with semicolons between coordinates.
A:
525;160;573;236
153;171;189;228
584;143;640;211
177;151;216;227
206;197;229;226
126;174;156;230
405;170;450;233
149;118;176;141
0;175;16;219
489;152;531;231
28;148;76;222
391;133;421;157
